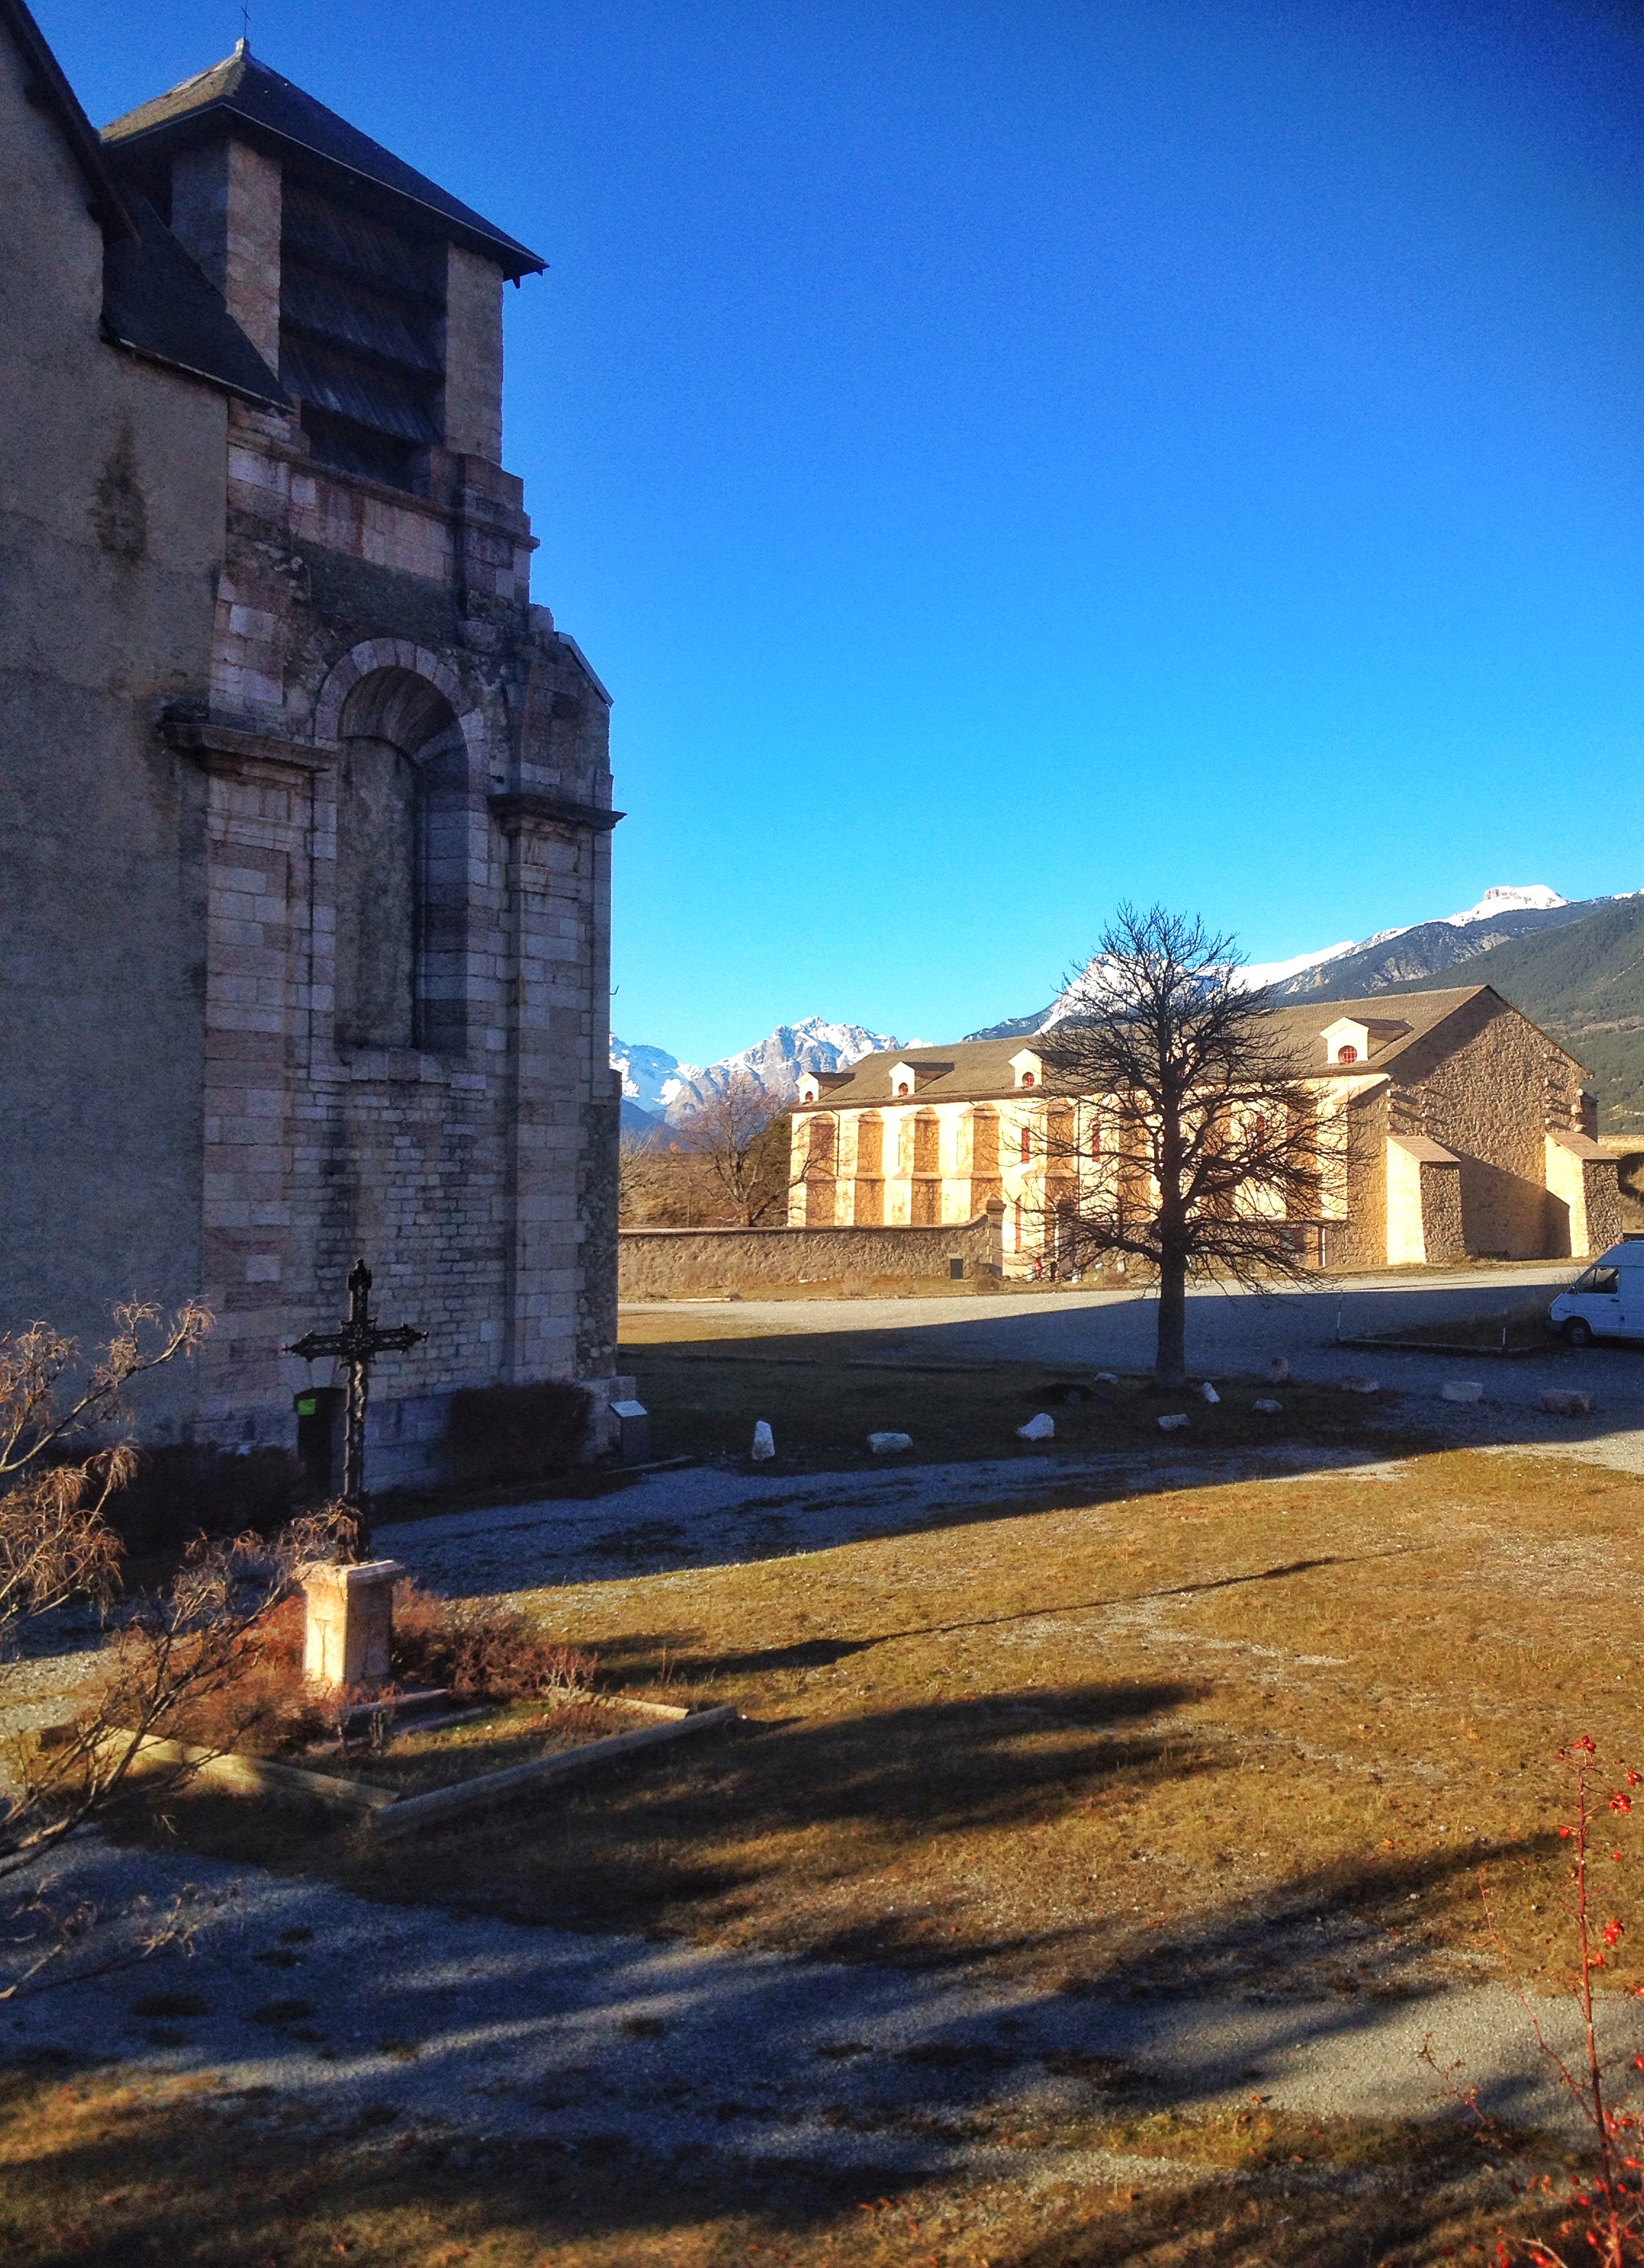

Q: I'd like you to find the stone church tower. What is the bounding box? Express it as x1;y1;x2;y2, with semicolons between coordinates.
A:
1;6;621;1482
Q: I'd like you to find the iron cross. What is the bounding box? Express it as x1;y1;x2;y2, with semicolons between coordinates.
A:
287;1260;425;1513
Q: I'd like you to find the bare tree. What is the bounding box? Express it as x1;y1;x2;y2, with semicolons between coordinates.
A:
617;1119;663;1225
676;1072;795;1227
1036;904;1344;1389
4;1506;354;1885
0;1300;356;1884
0;1302;210;1655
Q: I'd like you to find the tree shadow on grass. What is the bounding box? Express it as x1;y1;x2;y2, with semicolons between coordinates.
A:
0;2060;1537;2268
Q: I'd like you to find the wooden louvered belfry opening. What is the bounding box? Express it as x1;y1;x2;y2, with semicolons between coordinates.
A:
279;174;445;494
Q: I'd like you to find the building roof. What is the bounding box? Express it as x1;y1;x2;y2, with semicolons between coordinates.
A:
796;986;1578;1111
1;0;285;407
101;42;545;281
103;195;289;407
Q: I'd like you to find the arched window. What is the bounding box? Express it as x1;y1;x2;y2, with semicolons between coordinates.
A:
1021;1070;1036;1088
334;668;469;1053
1336;1045;1357;1065
1020;1124;1033;1163
896;1081;910;1098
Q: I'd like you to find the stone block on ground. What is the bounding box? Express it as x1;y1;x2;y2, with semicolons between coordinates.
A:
1538;1388;1592;1416
1016;1411;1055;1441
751;1419;774;1461
1158;1412;1189;1432
1254;1398;1283;1414
1340;1376;1381;1395
1201;1382;1219;1404
302;1559;401;1693
867;1431;912;1455
1268;1357;1291;1384
1441;1380;1484;1404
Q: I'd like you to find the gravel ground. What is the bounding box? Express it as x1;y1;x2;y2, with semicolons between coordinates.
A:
372;1445;1411;1599
2;1832;1635;2176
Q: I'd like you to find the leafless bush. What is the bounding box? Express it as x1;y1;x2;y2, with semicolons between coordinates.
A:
0;1302;210;1656
4;1504;357;1882
390;1581;597;1703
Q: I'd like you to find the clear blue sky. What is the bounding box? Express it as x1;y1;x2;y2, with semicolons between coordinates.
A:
42;0;1644;1064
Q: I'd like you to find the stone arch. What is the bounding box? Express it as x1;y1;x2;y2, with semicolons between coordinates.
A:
332;662;473;1055
311;638;486;772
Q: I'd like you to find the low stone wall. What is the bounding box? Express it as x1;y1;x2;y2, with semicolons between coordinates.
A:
619;1214;1003;1300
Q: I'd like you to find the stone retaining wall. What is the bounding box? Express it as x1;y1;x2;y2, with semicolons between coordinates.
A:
619;1211;1004;1300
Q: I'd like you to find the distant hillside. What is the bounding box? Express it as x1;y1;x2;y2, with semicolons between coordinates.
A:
1272;901;1606;1001
1371;898;1644;1135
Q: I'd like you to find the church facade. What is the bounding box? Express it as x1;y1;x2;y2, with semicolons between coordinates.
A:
791;987;1622;1275
1;4;622;1481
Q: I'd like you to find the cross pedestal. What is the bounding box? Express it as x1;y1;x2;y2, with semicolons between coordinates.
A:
301;1559;402;1693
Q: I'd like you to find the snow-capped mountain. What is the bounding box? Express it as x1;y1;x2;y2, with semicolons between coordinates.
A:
610;1038;696;1117
963;885;1619;1037
613;1019;916;1129
622;886;1635;1101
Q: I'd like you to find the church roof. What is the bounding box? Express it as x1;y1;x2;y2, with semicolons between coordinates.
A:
104;195;289;409
101;43;545;281
1;0;285;407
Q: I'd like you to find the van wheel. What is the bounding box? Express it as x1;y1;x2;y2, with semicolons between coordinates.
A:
1563;1318;1594;1349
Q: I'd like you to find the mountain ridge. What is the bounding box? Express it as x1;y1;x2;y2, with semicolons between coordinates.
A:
615;883;1644;1131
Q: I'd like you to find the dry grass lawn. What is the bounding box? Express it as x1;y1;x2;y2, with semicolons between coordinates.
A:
0;2062;1580;2266
147;1445;1644;2002
38;1436;1644;2265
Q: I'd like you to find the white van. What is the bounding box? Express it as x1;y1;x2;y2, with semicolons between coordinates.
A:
1548;1239;1644;1347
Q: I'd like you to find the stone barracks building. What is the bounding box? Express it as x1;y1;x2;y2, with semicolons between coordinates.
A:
790;987;1621;1276
0;5;621;1480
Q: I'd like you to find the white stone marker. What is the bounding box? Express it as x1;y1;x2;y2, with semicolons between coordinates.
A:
751;1420;775;1460
1016;1412;1055;1440
302;1560;402;1693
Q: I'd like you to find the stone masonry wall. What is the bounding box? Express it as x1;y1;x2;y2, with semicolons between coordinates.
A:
0;34;226;1432
620;1216;1004;1300
1391;992;1580;1259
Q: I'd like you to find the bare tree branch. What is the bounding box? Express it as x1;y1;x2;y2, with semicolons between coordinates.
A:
1035;904;1349;1387
675;1073;796;1227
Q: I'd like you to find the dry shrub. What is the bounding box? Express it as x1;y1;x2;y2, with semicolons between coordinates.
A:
106;1443;309;1555
148;1594;332;1758
391;1582;597;1702
443;1382;592;1488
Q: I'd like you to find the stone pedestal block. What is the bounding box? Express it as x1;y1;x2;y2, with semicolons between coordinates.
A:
302;1559;402;1692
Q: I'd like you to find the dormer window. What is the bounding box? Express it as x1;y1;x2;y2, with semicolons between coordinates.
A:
1007;1048;1043;1090
1336;1045;1357;1065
